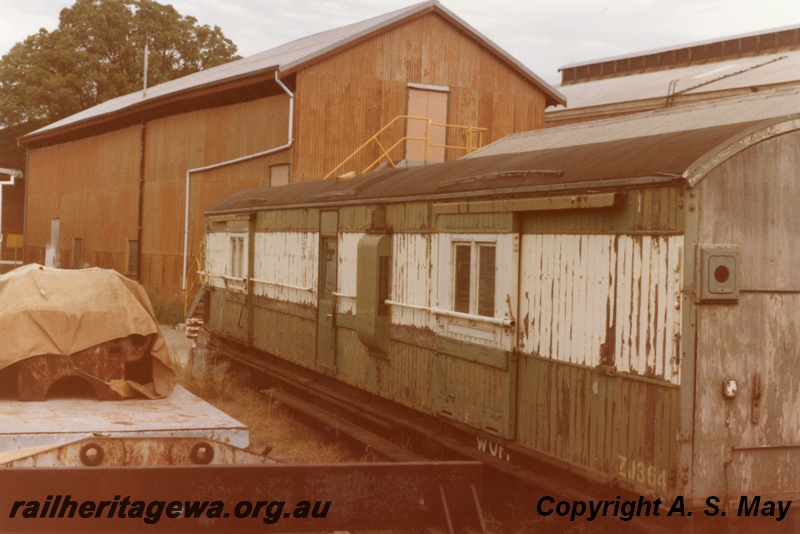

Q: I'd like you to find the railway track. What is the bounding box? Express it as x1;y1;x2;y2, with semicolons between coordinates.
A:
205;336;686;534
170;331;800;534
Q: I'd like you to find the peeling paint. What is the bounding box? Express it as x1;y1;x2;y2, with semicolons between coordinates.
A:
519;234;682;385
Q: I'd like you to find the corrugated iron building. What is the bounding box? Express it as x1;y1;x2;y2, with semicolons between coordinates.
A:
19;1;564;300
547;24;800;127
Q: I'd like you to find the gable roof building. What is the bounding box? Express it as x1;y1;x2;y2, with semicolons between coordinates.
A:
26;1;563;148
547;24;800;127
19;1;563;305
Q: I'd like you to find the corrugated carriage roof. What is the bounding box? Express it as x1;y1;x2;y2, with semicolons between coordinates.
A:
207;115;798;215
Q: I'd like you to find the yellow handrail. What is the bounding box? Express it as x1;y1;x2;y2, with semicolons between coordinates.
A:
324;115;487;179
183;242;205;320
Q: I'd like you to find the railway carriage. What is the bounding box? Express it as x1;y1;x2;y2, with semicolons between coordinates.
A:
202;107;800;513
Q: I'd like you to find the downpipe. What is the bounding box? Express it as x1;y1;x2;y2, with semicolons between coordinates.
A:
181;71;294;291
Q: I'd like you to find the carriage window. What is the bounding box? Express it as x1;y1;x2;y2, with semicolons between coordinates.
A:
452;242;496;317
321;237;338;295
454;244;471;313
477;245;496;317
230;236;244;278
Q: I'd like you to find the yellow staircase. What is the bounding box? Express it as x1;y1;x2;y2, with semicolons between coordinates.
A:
183;244;206;339
324;115;486;179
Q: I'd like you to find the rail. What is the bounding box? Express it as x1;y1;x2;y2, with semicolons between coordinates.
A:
385;300;515;327
324;115;487;179
431;307;515;327
385;300;430;312
249;277;314;292
203;275;315;293
202;273;247;284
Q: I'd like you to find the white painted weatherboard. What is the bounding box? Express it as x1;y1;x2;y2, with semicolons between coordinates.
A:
519;234;682;384
390;233;434;329
252;231;318;305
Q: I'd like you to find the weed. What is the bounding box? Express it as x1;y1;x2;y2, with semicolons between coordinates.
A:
147;289;184;325
175;358;357;463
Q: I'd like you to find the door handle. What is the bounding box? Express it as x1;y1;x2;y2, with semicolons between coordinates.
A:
751;373;762;425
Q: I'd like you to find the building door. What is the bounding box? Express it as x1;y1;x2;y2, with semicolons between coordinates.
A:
405;86;449;164
317;211;338;373
45;218;60;267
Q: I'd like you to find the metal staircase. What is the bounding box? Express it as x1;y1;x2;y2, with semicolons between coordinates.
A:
183;244;205;339
324;115;486;179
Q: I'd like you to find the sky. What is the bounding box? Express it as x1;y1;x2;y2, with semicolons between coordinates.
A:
1;0;799;86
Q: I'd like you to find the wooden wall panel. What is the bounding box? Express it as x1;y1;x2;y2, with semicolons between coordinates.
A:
251;306;316;369
516;356;679;496
691;131;800;502
293;12;548;182
694;294;800;501
698;130;800;289
385;202;432;233
335;327;372;392
27;95;292;296
434;352;516;438
391;232;432;329
255;209;319;233
519;233;683;384
521;186;685;235
141;95;292;294
383;340;435;413
251;231;318;306
335;233;361;316
25;126;141;272
338;205;381;232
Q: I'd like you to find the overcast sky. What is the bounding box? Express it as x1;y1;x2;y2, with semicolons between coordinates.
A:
1;0;799;86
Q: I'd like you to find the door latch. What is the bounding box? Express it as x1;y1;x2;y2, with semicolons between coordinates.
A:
751;373;762;425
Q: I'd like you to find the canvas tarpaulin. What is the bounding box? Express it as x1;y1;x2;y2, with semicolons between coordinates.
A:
0;264;176;398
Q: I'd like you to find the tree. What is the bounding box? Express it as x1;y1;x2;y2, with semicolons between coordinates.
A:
0;0;240;128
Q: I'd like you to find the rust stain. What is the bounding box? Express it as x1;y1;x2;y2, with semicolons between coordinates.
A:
16;335;154;402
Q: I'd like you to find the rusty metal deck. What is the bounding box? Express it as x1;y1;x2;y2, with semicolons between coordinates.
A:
0;386;249;451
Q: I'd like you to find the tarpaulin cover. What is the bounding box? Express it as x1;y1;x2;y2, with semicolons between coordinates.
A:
0;264;176;398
